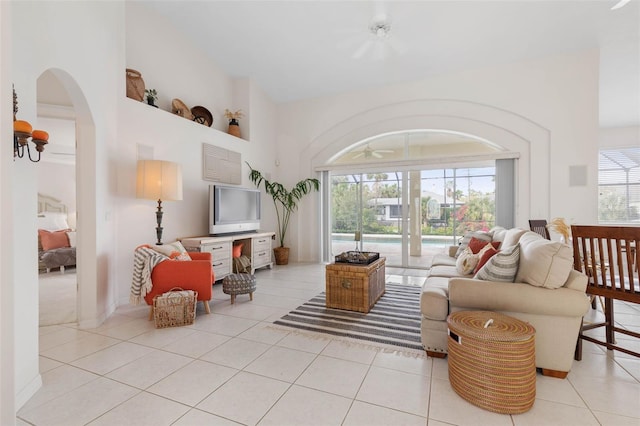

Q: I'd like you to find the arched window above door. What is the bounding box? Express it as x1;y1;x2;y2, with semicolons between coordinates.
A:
329;130;503;165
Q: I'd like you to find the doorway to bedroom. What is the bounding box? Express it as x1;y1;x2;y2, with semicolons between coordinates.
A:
36;70;78;326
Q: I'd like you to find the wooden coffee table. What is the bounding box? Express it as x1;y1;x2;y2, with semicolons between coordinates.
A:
325;257;385;313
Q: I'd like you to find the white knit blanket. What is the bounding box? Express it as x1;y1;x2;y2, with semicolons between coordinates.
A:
130;246;168;305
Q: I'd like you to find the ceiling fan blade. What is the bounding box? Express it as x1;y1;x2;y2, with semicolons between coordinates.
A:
373;151;383;158
353;40;373;59
611;0;631;10
387;36;407;56
352;152;365;159
377;149;394;153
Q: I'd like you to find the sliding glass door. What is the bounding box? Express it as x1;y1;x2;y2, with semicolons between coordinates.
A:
329;166;496;269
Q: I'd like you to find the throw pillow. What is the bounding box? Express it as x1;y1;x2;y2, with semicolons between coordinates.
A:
455;247;479;275
152;241;190;260
515;232;573;289
66;231;77;248
500;228;528;249
474;245;498;273
468;237;500;254
488;226;507;249
455;231;492;258
474;244;521;282
36;212;70;232
232;242;244;258
38;229;71;251
169;251;192;261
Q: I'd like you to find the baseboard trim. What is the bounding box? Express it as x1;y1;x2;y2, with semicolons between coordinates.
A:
15;373;42;410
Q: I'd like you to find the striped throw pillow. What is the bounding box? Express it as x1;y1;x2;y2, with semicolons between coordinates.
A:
474;244;520;282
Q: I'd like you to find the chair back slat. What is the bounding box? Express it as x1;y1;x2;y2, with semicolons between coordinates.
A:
571;225;640;303
528;219;550;240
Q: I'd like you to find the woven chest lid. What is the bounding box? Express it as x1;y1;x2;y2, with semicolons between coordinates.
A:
447;311;535;342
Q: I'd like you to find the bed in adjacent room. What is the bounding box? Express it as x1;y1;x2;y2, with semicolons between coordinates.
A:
37;193;76;273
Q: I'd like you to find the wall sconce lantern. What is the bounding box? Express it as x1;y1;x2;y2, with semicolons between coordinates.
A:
13;86;49;162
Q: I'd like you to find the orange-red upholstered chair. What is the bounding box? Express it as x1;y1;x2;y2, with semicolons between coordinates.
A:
144;252;214;320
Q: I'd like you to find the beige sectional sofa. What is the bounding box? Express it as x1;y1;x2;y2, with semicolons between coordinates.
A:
420;227;590;378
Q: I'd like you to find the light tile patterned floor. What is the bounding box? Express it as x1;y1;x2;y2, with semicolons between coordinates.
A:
17;263;640;426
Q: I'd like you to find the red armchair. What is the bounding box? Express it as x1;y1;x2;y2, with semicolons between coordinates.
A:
144;252;215;320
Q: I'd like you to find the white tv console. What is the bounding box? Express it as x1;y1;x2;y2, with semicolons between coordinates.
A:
180;231;275;280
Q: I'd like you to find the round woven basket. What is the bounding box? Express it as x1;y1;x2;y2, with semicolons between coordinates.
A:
447;311;536;414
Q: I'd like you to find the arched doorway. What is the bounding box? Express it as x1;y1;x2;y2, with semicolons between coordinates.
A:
35;68;98;329
325;130;509;268
36;71;78;325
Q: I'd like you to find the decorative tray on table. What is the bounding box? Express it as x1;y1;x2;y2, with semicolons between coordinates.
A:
334;251;380;265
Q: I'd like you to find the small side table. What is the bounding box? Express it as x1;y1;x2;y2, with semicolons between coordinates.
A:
447;310;536;414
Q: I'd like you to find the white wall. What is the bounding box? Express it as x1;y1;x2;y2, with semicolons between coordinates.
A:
0;1;14;420
276;50;600;262
599;126;640;149
38;162;76;226
114;3;279;305
9;0;124;409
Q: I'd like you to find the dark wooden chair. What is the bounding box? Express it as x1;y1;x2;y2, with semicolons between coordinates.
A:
528;219;550;240
571;225;640;359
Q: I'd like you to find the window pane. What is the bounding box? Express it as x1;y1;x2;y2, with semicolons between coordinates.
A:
598;147;640;223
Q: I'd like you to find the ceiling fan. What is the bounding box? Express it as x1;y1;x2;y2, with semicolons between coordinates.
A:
352;143;394;159
340;2;406;61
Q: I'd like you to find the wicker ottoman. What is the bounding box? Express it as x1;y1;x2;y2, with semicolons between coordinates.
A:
222;273;257;304
447;311;536;414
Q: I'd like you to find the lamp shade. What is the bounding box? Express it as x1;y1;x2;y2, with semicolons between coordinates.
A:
136;160;183;201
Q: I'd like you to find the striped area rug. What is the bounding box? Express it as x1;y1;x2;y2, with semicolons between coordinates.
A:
273;283;423;351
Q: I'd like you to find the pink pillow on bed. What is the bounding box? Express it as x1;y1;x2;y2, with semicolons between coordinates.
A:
38;229;70;251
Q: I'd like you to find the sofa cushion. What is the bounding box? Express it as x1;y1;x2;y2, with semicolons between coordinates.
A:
429;265;463;278
501;228;528;249
455;247;479;275
432;253;457;267
474;243;521;282
420;276;450;320
515;232;573;289
455;231;492;257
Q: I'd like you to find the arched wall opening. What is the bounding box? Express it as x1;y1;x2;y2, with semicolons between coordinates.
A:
296;99;550;262
37;68;98;328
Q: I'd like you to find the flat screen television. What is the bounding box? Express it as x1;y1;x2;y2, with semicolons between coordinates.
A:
209;185;261;235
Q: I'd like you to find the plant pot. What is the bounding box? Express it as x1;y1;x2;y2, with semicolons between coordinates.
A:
146;97;158;108
273;246;290;265
227;119;241;138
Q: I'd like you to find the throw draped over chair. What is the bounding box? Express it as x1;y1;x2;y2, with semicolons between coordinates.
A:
528;220;551;240
571;225;640;359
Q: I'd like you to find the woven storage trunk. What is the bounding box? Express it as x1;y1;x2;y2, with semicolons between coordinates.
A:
325;258;385;313
447;310;536;414
153;288;197;328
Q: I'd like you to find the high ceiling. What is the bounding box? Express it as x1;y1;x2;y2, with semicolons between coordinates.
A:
139;0;640;128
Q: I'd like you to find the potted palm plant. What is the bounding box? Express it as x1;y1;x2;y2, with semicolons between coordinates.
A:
246;162;320;265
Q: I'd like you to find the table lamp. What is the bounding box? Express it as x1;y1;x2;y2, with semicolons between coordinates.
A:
136;160;183;245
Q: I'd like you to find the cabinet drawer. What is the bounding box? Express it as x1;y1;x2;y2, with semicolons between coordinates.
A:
253;237;272;252
202;241;231;260
212;257;231;279
253;249;272;268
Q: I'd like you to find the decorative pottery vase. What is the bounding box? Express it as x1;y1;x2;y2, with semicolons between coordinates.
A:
227;119;241;138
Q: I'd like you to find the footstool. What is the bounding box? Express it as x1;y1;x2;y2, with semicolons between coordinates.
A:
447;310;536;414
222;273;257;304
